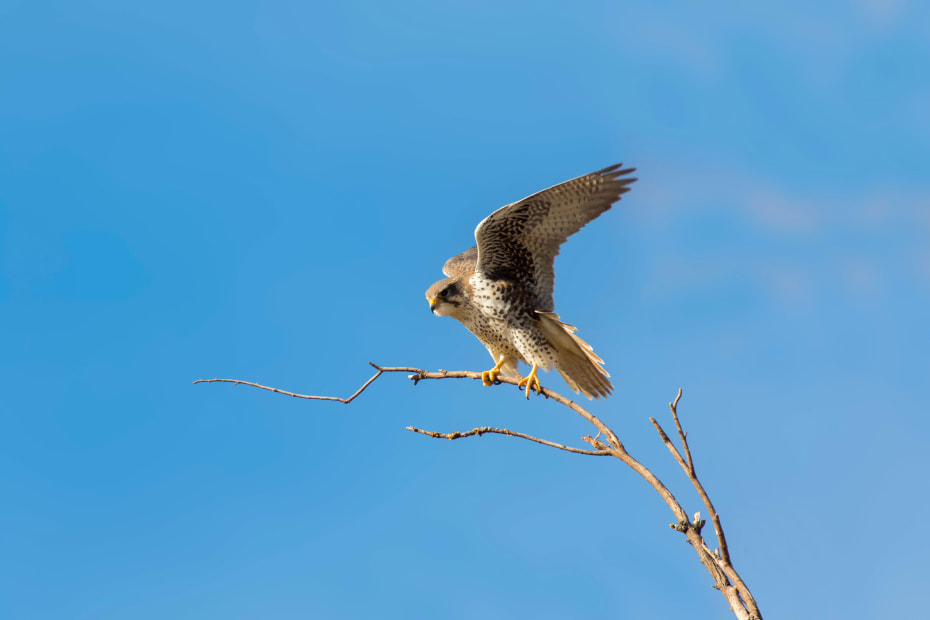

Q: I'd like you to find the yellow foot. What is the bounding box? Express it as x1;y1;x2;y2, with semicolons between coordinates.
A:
517;364;541;399
482;358;506;386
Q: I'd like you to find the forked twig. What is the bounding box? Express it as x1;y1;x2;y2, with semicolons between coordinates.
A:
193;362;390;403
649;393;759;619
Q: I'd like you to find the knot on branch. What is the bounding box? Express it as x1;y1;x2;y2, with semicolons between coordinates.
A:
670;512;706;535
582;434;610;451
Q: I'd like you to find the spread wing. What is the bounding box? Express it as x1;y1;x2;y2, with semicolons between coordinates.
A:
473;163;636;312
442;246;478;279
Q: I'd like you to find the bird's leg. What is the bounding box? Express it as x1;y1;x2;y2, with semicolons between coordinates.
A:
482;357;506;386
517;363;541;399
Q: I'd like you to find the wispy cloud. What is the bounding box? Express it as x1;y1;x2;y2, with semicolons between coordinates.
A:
859;0;913;28
744;191;821;233
632;156;929;309
768;266;814;307
840;257;881;296
918;253;930;287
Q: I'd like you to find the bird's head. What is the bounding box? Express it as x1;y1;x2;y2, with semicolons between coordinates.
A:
425;278;464;317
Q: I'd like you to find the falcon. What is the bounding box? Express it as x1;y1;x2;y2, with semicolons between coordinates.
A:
425;163;637;399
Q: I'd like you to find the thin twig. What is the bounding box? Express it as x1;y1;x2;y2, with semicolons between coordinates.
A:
406;426;612;456
669;389;694;474
193;362;388;404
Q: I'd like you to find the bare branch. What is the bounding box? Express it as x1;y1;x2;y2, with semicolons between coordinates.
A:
197;363;761;620
195;364;626;451
670;392;730;562
406;425;613;456
390;367;626;452
652;392;761;620
650;417;689;471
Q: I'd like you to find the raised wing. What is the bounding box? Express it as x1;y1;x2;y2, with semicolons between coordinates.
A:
473;163;636;311
442;246;478;279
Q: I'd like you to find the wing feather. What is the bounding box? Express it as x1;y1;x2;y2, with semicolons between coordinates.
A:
473;164;636;311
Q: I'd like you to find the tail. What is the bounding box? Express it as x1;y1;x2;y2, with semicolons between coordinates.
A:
536;311;613;400
499;358;522;380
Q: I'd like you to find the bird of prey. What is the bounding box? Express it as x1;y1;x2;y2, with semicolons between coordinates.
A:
425;163;637;399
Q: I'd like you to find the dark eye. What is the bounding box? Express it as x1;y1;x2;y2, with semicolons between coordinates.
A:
438;289;448;298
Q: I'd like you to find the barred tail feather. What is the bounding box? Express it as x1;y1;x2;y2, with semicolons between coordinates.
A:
536;311;613;400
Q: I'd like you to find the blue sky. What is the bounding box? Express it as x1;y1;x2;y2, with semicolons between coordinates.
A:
2;0;928;618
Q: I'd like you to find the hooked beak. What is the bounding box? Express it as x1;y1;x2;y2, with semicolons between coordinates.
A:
428;298;439;314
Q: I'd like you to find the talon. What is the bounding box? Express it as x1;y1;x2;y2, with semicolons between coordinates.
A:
516;363;541;399
481;358;506;386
